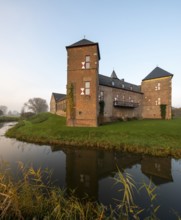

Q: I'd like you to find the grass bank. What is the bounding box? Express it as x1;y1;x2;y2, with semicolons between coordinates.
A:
0;116;19;122
5;112;181;158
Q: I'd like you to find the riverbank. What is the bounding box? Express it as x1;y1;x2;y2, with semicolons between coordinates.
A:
5;112;181;158
0;115;19;122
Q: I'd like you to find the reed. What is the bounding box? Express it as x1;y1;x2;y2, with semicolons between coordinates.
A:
1;161;180;219
114;169;161;219
0;160;106;219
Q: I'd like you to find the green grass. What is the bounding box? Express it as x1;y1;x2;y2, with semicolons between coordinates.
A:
5;112;181;158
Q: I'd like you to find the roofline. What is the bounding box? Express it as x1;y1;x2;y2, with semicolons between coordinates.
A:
66;42;101;60
142;74;173;82
99;73;141;86
99;83;143;94
57;96;67;102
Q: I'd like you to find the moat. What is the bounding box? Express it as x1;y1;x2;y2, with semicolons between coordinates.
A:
0;123;181;219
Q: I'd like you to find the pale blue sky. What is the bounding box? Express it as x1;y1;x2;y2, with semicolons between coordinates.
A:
0;0;181;112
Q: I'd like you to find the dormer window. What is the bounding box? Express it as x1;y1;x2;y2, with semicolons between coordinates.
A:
85;55;90;69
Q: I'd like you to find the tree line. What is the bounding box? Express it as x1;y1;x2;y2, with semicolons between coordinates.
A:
0;97;48;117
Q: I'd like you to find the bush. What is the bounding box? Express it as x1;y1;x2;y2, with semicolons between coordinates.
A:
0;116;19;122
160;104;167;119
21;112;35;120
28;113;49;124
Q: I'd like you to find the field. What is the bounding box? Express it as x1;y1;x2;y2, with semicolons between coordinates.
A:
5;112;181;158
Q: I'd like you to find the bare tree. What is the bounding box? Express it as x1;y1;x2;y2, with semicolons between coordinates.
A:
0;109;3;116
0;106;8;115
24;98;48;114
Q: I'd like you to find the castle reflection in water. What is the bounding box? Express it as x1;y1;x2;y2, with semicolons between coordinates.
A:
51;146;173;199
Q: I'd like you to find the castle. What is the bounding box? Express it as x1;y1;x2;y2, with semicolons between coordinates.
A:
50;39;173;127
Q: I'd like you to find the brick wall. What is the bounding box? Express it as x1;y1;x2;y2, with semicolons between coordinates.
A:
66;45;99;127
141;76;172;119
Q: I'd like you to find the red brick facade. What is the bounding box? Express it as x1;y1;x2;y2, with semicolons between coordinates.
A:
50;39;173;126
141;76;172;119
66;41;100;126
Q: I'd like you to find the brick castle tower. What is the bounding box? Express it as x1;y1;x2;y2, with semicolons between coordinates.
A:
66;39;100;126
141;67;173;119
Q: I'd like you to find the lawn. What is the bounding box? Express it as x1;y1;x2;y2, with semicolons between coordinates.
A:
5;112;181;158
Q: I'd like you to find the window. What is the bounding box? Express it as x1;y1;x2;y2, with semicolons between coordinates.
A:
85;81;90;95
155;98;161;105
100;91;104;100
85;56;90;69
155;83;161;91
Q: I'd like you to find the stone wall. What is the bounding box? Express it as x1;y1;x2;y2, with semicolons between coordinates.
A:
56;99;66;117
99;85;143;121
50;95;56;114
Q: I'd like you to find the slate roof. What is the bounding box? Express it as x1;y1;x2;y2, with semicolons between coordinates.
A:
142;67;173;81
66;38;101;60
99;72;141;93
52;93;66;102
111;70;118;79
66;39;95;47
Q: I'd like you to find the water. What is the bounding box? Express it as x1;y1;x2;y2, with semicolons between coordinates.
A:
0;122;181;219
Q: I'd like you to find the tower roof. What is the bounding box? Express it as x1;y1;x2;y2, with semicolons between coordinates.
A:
111;70;118;79
66;38;101;60
66;39;95;47
142;67;173;81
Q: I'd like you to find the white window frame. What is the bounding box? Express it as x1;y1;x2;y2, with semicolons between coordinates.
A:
85;81;90;95
85;55;90;69
100;91;104;100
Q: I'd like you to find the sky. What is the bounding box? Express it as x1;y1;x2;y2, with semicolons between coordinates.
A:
0;0;181;112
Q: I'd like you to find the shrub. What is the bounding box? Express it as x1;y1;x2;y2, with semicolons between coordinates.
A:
160;104;167;119
21;112;35;120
